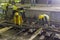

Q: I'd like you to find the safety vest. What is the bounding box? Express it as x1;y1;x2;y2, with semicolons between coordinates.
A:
14;12;23;25
15;0;21;3
1;3;11;10
1;3;8;10
38;15;44;19
12;5;18;10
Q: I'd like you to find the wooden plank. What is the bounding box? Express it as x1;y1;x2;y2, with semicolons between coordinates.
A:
28;27;42;40
0;27;12;33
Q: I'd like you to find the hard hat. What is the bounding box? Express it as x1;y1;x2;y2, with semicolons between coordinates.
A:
15;12;19;15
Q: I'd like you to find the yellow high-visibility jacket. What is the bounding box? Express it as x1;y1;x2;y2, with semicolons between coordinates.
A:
38;15;44;19
12;5;18;10
1;3;11;10
14;0;21;3
14;12;23;25
1;3;8;10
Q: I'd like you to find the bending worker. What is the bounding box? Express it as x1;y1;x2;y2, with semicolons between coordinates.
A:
38;14;50;25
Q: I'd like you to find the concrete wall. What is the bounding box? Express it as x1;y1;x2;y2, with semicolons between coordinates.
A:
51;0;60;6
33;0;60;4
30;0;60;6
52;0;60;4
36;0;48;4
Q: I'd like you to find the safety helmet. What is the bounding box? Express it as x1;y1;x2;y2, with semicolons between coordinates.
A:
15;12;19;15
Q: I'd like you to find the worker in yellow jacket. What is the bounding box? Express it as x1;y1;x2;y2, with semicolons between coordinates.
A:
14;0;21;3
38;14;50;25
1;3;11;19
14;11;23;25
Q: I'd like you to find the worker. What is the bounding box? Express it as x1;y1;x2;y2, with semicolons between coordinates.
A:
1;3;11;19
38;14;50;25
14;11;23;25
19;8;26;22
12;5;18;18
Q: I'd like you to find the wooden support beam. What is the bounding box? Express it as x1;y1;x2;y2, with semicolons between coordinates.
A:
0;27;12;33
